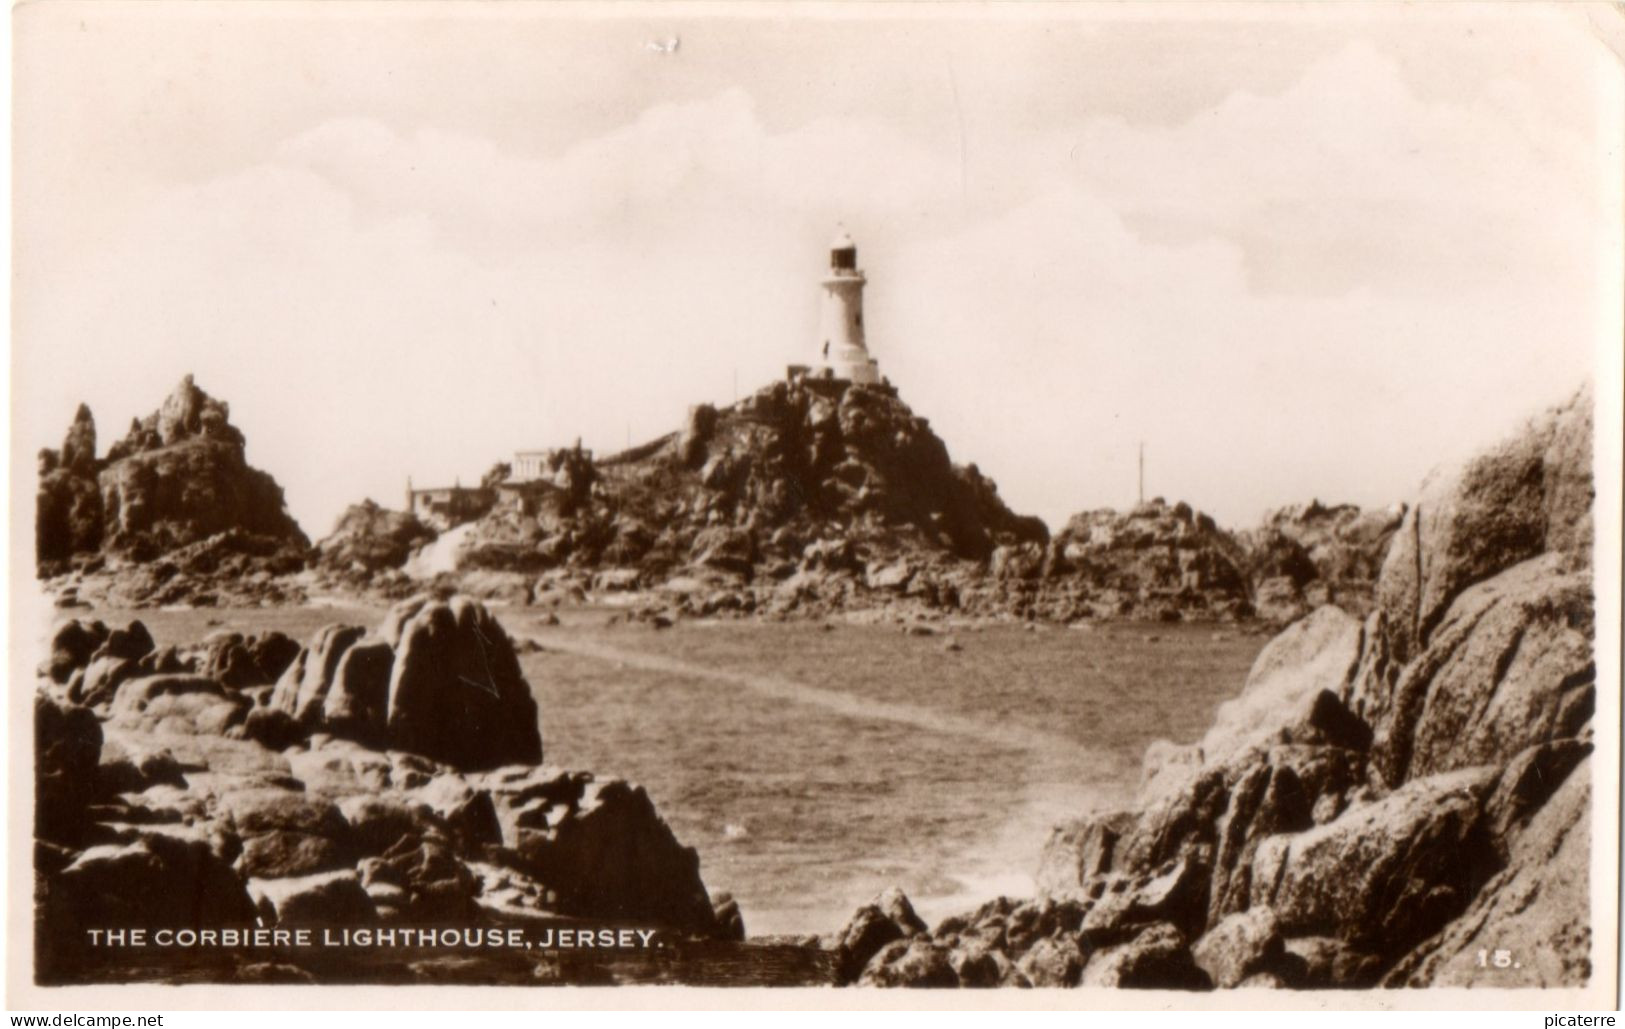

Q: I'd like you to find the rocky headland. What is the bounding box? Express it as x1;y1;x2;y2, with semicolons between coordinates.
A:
824;385;1595;988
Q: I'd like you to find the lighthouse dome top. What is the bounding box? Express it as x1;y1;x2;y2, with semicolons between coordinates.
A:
830;228;856;251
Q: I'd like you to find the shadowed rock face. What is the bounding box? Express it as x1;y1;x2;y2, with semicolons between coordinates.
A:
36;695;103;848
836;386;1595;989
36;375;310;603
1384;753;1593;987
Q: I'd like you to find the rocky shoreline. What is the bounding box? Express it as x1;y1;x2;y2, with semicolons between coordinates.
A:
36;596;759;986
822;386;1595;988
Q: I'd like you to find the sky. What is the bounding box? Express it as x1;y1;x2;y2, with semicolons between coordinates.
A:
12;2;1623;538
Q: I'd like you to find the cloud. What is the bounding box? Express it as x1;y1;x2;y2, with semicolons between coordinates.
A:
1044;41;1598;299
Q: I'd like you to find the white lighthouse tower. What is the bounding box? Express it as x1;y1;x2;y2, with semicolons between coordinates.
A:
811;228;882;386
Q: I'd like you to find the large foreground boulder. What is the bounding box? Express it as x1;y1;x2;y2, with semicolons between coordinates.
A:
1373;385;1592;665
45;829;260;931
476;765;719;934
381;596;542;770
267;596;542;770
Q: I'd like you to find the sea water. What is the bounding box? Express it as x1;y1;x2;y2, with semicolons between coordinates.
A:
522;618;1263;937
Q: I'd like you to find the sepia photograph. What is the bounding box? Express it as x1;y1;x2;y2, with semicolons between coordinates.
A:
7;0;1622;1011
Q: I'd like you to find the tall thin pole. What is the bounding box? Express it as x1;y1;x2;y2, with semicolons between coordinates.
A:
1138;442;1144;506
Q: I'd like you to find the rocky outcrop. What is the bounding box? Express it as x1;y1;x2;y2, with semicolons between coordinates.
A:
1373;390;1592;665
836;386;1595;989
314;500;436;583
832;887;929;982
380;597;542;769
1247;766;1500;954
992;499;1254;623
1383;752;1592;987
372;378;1047;617
34;596;736;985
36;376;310;606
1239;501;1406;623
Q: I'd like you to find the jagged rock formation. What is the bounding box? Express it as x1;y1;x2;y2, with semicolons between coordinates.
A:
36;376;310;606
36;406;105;563
39;373;1400;622
35;596;733;985
833;385;1594;988
510;379;1041;565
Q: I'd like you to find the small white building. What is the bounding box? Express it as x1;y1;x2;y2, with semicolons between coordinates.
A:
511;449;552;483
795;228;882;386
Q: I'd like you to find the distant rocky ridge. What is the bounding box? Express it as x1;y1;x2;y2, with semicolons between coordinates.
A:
827;385;1595;988
36;373;1402;622
312;378;1396;624
36;595;741;985
37;375;310;607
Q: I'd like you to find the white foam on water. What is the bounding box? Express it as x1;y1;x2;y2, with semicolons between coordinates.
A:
403;522;476;578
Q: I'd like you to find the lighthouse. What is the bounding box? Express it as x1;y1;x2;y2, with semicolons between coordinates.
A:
811;228;882;386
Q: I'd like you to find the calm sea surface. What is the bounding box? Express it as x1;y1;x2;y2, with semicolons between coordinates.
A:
57;606;1263;937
